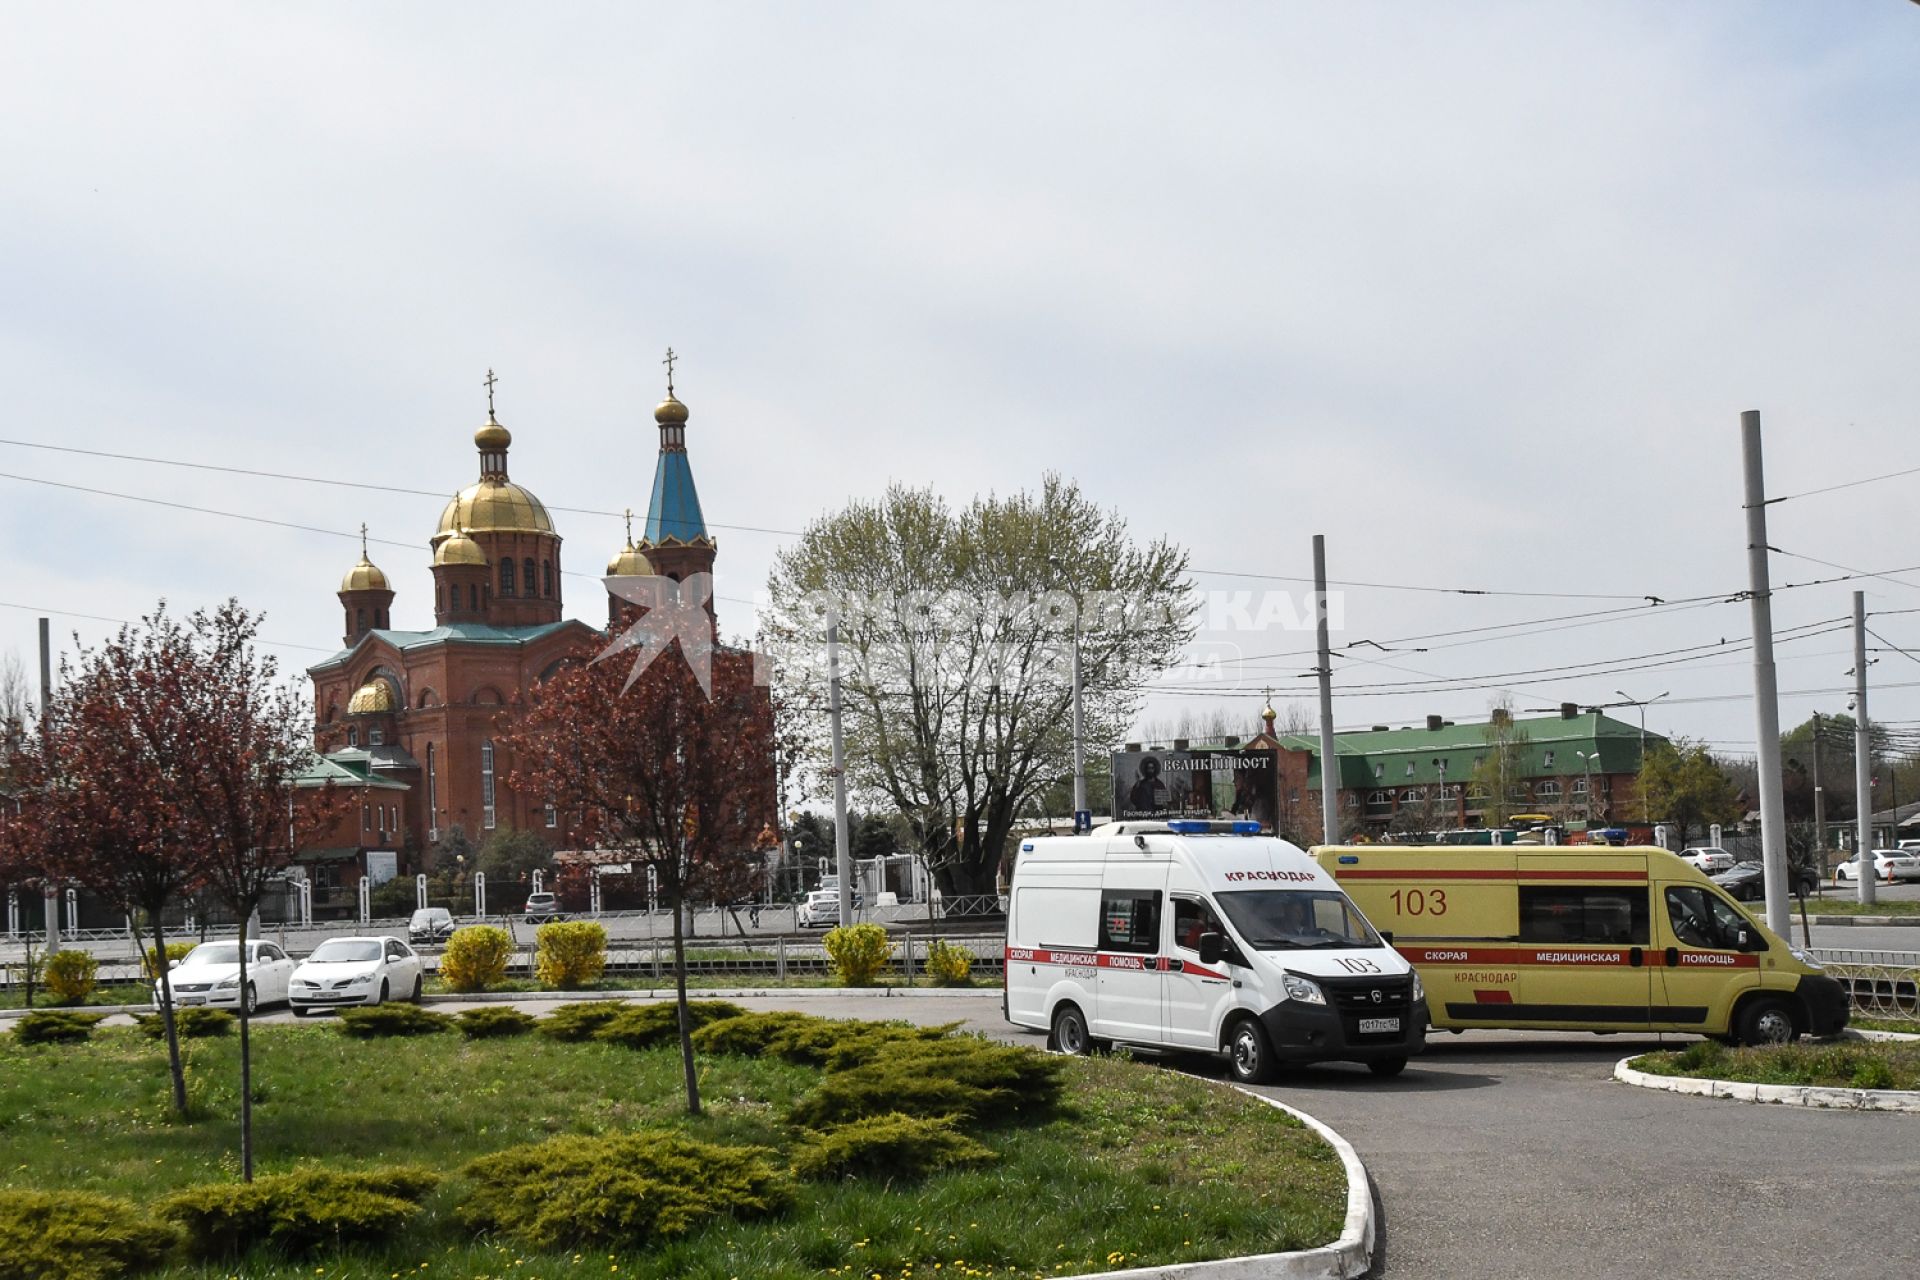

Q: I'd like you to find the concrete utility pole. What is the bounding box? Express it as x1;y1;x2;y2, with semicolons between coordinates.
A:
1740;411;1791;935
1810;711;1827;866
827;618;855;926
1071;619;1087;833
38;618;57;953
1313;535;1340;845
1852;592;1877;905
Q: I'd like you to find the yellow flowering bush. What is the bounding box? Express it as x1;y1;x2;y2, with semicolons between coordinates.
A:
823;923;893;986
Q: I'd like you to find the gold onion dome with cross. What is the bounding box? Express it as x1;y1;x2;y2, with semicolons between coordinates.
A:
431;373;555;547
339;551;390;593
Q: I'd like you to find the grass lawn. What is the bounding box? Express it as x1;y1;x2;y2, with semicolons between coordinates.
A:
1796;897;1920;916
0;1019;1345;1279
1630;1038;1920;1090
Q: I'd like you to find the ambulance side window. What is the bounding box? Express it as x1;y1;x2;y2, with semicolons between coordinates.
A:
1664;886;1757;951
1519;887;1649;945
1172;897;1226;953
1100;891;1162;954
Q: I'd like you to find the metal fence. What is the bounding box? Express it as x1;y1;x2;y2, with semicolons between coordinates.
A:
1808;948;1920;1025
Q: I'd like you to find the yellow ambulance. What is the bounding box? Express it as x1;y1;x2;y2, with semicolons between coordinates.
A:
1310;844;1848;1045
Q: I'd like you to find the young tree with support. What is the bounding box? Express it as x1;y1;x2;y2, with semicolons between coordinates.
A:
506;634;778;1117
160;602;345;1180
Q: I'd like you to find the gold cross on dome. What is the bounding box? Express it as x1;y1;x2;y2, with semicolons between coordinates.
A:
662;347;677;395
483;368;498;416
360;522;369;557
624;507;635;544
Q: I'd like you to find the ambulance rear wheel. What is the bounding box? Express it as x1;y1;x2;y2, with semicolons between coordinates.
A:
1050;1003;1096;1056
1225;1017;1278;1085
1367;1056;1408;1078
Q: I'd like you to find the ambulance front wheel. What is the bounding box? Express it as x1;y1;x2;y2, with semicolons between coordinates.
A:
1225;1017;1278;1085
1050;1003;1106;1056
1734;996;1799;1047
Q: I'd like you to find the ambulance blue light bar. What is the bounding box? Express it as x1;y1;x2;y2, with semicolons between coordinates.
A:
1166;820;1264;835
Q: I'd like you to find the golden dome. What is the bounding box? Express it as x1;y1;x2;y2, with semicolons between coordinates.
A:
346;677;396;715
434;482;555;542
654;394;688;425
339;553;391;593
434;528;487;567
474;416;512;451
606;541;653;576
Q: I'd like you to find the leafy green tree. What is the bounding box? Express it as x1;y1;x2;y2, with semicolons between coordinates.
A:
1467;704;1531;828
477;827;554;886
1638;738;1742;848
763;476;1191;893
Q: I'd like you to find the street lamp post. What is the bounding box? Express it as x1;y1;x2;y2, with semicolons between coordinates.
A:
1614;689;1669;821
1576;749;1600;827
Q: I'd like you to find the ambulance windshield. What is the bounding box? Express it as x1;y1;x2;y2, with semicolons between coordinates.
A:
1215;890;1382;950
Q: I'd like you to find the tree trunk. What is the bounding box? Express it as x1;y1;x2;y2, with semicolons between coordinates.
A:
672;897;701;1117
235;912;254;1181
145;912;189;1117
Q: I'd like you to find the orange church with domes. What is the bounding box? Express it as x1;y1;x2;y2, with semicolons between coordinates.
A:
303;376;760;896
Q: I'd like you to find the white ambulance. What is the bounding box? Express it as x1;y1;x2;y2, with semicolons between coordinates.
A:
1004;820;1427;1080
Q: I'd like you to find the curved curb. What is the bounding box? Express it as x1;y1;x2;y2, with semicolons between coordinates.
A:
1613;1056;1920;1113
1053;1087;1374;1280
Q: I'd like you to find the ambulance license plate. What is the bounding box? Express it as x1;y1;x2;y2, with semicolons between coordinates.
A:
1358;1017;1399;1034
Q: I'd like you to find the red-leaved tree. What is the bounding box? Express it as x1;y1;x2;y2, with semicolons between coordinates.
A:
30;616;209;1115
506;637;778;1115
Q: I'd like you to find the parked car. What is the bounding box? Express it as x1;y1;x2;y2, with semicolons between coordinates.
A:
289;936;424;1014
1711;859;1819;901
1678;846;1736;874
1835;849;1920;884
408;907;455;944
523;892;565;923
155;940;295;1014
796;888;863;928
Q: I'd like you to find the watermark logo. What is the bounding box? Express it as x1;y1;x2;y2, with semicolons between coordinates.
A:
598;573;717;697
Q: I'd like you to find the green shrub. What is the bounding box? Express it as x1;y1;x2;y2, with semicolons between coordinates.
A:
691;1011;952;1070
458;1130;790;1250
0;1188;179;1280
141;942;194;981
1850;1057;1896;1091
790;1112;997;1182
592;1000;748;1050
134;1008;235;1039
455;1006;538;1039
823;923;893;985
536;999;632;1042
1673;1039;1727;1075
440;925;514;992
336;1004;454;1038
534;920;607;988
13;1011;106;1046
923;938;975;986
789;1036;1066;1130
367;875;419;919
158;1167;439;1259
42;951;99;1005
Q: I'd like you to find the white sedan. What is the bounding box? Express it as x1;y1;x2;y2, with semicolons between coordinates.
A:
289;936;424;1014
1835;850;1920;884
156;940;295;1014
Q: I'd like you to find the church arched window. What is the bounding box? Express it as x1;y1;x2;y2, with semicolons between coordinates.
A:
500;558;516;597
355;607;366;634
481;740;497;830
524;559;536;598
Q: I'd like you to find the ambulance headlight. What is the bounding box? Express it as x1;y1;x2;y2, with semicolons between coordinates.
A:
1282;973;1326;1005
1410;971;1425;1004
1788;947;1822;971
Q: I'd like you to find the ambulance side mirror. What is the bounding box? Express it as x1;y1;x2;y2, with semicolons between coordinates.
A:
1197;932;1226;966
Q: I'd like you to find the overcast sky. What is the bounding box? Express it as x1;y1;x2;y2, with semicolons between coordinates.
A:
3;2;1918;768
